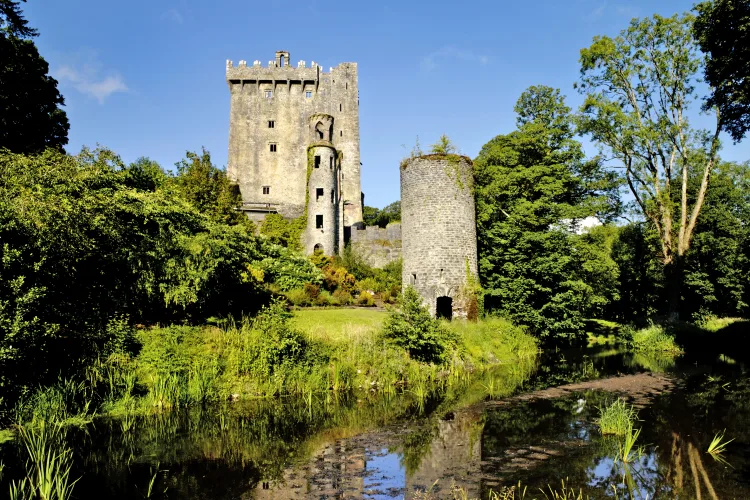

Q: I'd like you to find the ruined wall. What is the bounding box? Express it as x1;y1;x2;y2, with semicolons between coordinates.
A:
400;155;478;318
226;53;362;236
350;223;402;268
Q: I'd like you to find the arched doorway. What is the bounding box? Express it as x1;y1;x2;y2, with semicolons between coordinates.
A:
436;296;452;320
313;243;324;254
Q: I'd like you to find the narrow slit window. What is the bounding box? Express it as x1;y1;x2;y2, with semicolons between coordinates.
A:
329;156;333;169
340;131;343;137
269;143;277;152
411;273;417;285
339;103;342;111
268;120;274;128
330;190;334;203
262;186;270;195
314;155;320;168
316;215;323;229
315;187;324;200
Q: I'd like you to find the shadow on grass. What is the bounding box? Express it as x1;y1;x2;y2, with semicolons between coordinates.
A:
670;320;750;362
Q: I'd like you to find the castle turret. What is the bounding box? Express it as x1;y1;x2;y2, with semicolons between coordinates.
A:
305;114;341;255
225;52;362;251
400;155;478;319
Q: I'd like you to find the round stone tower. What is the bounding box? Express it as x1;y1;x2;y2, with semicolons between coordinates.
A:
305;114;341;255
400;155;478;319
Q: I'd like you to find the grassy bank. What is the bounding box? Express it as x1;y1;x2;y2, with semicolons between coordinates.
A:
11;305;538;426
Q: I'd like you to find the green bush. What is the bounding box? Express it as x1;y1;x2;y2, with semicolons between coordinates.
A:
284;288;310;307
332;289;353;305
625;324;683;354
357;291;375;307
381;286;456;363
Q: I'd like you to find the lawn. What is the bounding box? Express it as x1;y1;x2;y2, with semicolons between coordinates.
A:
291;307;386;343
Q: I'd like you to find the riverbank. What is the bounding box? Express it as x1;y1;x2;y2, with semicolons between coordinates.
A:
10;305;539;427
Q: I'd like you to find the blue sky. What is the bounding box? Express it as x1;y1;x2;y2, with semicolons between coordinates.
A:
26;0;749;209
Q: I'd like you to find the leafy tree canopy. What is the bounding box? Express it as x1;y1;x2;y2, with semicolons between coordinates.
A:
0;0;69;153
475;85;620;342
694;0;750;142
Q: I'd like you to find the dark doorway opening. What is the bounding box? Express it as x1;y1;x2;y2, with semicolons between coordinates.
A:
436;296;452;320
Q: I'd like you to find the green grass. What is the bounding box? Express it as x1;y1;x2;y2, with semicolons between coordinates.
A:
628;325;683;354
597;399;638;436
699;316;746;332
291;308;386;342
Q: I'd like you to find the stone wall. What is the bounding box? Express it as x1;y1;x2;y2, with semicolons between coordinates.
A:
350;223;401;269
226;52;362;242
400;155;478;318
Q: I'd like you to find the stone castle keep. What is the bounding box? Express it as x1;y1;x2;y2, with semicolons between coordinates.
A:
226;52;477;318
226;51;363;255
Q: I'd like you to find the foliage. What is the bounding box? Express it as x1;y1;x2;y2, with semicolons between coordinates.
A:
172;148;247;226
0;1;69;154
577;13;723;316
694;0;750;142
475;86;620;342
357;291;375;307
381;287;456;363
362;201;401;227
429;134;457;154
624;324;683;354
259;213;305;251
707;429;734;456
597;398;638;436
0;147;318;406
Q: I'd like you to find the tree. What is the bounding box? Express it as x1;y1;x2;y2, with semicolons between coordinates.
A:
577;13;723;317
429;134;457;154
0;0;69;153
694;0;750;142
362;201;400;227
475;86;620;342
173;148;247;226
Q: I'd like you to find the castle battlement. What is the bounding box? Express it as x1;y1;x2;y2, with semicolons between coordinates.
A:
226;51;363;255
226;53;356;83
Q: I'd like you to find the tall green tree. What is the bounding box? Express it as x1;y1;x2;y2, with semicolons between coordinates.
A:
172;148;247;226
475;86;620;342
577;13;723;317
694;0;750;142
0;0;69;153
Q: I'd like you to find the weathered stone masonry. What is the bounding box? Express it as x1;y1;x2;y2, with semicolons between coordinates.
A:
350;223;402;269
400;155;478;319
226;51;363;254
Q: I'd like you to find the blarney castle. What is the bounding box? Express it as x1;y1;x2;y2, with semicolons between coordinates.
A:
226;51;477;319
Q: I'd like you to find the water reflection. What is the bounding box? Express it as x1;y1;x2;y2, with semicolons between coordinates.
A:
1;347;748;499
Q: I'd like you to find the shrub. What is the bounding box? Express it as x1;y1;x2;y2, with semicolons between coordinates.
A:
304;283;321;301
323;264;357;293
357;291;375;307
332;289;353;305
284;288;310;307
381;286;456;363
357;277;379;293
625;324;683;354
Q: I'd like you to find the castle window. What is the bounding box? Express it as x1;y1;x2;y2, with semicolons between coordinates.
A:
339;103;342;111
264;89;273;98
306;90;312;98
411;273;417;285
331;190;334;203
329;156;333;169
316;215;323;229
316;187;324;200
340;131;343;137
268;120;274;128
346;82;348;89
269;143;277;152
262;186;270;195
314;155;320;168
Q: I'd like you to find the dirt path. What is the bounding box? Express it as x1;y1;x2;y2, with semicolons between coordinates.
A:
486;372;677;409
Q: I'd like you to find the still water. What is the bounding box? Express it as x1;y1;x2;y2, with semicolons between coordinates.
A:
2;346;749;499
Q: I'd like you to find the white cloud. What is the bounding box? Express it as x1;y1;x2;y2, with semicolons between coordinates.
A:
421;46;489;72
161;8;184;24
55;64;128;104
